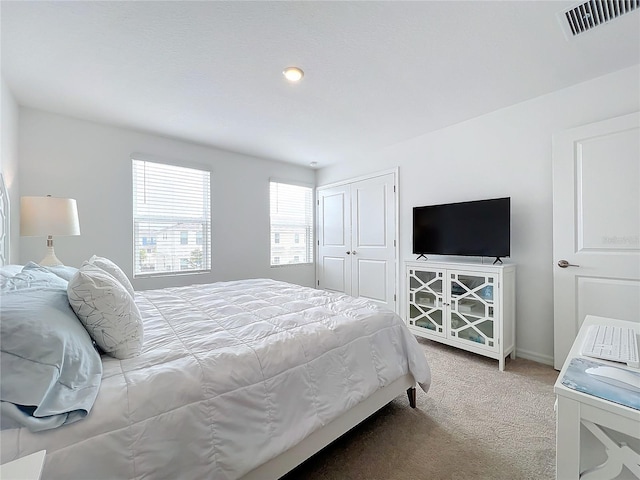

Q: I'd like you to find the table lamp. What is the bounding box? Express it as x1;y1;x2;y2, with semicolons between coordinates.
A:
20;195;81;266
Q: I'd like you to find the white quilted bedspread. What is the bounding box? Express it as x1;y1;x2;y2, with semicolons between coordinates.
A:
1;279;431;479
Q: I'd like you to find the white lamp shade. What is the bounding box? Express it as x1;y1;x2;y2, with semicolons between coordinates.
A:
20;196;81;237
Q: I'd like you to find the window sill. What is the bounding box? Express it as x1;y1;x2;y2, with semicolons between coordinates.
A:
270;263;314;268
133;269;211;279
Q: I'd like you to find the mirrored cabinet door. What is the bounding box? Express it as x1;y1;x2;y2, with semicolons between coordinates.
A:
407;268;446;337
448;272;498;351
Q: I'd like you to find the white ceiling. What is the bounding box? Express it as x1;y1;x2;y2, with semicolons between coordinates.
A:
2;1;639;168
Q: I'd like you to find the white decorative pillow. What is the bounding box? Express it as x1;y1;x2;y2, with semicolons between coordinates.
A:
88;255;135;298
67;263;143;359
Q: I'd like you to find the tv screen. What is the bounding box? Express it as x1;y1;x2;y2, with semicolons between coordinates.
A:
412;197;510;259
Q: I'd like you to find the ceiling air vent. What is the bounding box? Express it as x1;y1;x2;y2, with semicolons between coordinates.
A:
560;0;639;37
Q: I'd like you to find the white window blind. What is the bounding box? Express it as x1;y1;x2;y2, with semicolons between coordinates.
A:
132;159;211;277
270;181;313;266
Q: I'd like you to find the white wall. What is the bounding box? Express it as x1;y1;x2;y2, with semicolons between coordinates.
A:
317;65;640;365
13;65;640;364
18;109;316;290
0;75;20;263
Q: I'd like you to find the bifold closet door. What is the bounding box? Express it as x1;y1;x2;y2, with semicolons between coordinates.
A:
317;183;352;294
317;173;397;311
349;175;396;309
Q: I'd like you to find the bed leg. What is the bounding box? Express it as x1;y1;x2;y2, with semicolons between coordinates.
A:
406;387;416;408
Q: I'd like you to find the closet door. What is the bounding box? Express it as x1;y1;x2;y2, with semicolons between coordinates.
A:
350;174;396;309
317;172;398;311
317;184;352;294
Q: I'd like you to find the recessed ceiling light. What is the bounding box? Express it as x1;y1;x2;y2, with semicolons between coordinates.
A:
283;67;304;82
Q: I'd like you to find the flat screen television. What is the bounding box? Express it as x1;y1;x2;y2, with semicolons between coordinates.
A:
412;197;510;261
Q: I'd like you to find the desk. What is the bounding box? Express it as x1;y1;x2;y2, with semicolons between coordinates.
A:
555;315;640;480
0;450;46;480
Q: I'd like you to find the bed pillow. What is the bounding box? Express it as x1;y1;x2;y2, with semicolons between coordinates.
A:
0;264;23;279
0;264;23;291
87;255;135;298
0;288;103;432
68;263;143;359
1;262;69;292
45;265;79;282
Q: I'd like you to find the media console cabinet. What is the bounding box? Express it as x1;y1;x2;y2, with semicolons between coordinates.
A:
405;260;516;371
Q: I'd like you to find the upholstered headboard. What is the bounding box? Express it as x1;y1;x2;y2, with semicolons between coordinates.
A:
0;173;10;266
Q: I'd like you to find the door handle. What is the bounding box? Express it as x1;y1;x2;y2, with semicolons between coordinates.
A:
346;251;351;255
558;260;580;268
352;250;357;255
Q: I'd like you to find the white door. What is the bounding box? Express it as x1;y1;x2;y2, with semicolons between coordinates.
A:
350;174;396;308
317;172;398;311
552;112;640;369
317;184;351;294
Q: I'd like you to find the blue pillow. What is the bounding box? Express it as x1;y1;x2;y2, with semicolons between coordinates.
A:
45;265;79;282
0;262;69;292
0;288;103;432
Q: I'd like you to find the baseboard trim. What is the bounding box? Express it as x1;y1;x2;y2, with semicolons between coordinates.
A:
516;348;554;367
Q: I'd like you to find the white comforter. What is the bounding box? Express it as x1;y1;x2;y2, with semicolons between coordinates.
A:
1;279;431;479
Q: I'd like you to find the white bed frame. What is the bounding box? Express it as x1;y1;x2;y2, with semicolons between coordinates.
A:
242;374;416;480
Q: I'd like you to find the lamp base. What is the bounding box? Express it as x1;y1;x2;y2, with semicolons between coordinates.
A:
39;246;64;267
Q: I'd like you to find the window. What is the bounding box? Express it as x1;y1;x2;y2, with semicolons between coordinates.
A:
132;159;211;277
142;236;156;246
270;181;313;266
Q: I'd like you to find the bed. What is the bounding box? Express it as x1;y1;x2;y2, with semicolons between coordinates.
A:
0;259;431;479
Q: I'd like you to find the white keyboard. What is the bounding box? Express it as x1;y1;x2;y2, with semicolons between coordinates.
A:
581;324;640;368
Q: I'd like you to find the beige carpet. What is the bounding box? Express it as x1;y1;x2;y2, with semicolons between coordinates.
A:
281;337;559;480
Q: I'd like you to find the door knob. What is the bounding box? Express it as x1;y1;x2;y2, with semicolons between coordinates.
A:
346;251;351;255
352;250;357;255
558;260;579;268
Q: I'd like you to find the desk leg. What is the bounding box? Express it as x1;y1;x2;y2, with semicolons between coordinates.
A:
556;396;582;480
580;420;640;480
